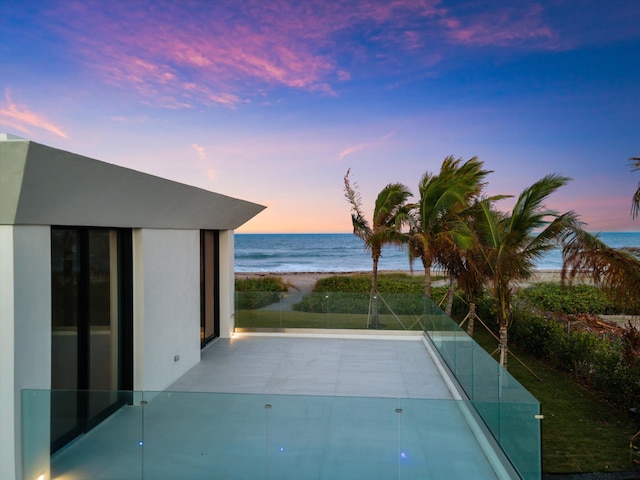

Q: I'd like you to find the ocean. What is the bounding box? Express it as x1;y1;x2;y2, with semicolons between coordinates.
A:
234;232;640;273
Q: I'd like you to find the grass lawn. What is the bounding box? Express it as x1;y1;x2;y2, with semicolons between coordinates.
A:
471;327;638;474
235;309;426;330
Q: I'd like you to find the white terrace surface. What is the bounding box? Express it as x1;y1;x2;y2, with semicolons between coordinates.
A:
169;334;453;398
49;334;516;479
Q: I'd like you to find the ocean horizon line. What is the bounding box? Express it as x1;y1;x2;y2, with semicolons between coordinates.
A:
234;232;640;273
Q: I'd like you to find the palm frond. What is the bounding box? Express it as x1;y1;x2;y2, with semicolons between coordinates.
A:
562;229;640;313
509;174;571;233
373;182;412;227
344;169;372;239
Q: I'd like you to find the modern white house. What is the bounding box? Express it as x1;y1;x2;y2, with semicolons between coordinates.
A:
0;134;265;480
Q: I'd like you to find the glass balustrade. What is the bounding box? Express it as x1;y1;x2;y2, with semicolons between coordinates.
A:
235;291;429;330
22;293;540;479
232;291;541;479
422;301;542;480
23;390;538;479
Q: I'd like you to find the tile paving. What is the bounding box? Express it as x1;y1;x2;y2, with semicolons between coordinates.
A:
168;334;453;399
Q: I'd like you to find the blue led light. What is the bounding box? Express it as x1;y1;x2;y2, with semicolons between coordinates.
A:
138;441;144;446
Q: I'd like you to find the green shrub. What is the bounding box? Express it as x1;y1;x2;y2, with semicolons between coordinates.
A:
299;274;463;317
235;276;288;292
313;273;425;294
518;283;618;315
235;276;287;309
511;312;565;357
511;307;640;408
292;291;427;316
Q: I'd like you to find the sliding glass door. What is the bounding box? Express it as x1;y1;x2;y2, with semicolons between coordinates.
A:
50;227;133;452
201;230;220;347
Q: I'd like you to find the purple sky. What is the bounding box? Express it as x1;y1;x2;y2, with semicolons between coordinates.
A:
2;0;639;232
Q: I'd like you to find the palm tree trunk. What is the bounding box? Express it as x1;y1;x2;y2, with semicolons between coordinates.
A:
445;275;455;316
466;301;476;337
422;258;432;298
499;321;508;369
495;281;510;368
371;254;379;329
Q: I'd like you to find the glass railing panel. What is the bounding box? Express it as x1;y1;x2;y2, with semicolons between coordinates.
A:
452;335;475;394
495;370;542;480
24;389;539;479
141;391;268;479
22;389;53;480
422;301;542;480
470;343;502;436
23;389;143;480
499;400;542;479
296;291;370;329
267;395;399;479
235;291;437;331
399;398;510;480
235;291;288;328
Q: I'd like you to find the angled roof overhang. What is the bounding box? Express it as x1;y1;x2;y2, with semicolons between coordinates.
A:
0;135;265;229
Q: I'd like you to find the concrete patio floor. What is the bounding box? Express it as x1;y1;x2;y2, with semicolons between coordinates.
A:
168;333;453;399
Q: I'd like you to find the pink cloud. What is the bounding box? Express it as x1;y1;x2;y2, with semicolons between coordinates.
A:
42;0;578;108
338;131;396;161
45;1;451;106
191;143;206;159
441;4;555;48
0;90;68;138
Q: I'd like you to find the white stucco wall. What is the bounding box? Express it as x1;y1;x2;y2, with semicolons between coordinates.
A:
1;226;234;479
133;229;201;391
0;226;51;480
0;225;16;480
219;230;235;338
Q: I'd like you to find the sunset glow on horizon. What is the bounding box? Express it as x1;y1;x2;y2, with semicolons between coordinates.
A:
1;1;639;233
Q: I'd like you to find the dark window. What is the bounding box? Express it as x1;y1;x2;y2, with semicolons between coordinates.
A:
200;230;220;346
50;227;133;453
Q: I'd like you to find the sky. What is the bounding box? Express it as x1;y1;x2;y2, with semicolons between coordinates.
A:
1;0;639;233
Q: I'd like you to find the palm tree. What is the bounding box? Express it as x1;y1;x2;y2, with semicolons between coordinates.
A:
562;228;640;316
477;174;579;368
409;156;491;300
456;197;509;336
344;169;412;328
631;155;640;219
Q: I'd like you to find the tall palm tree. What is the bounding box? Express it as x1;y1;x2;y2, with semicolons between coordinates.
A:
631;155;640;219
477;174;579;368
344;169;412;328
562;228;640;315
409;156;491;299
455;196;509;336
